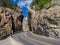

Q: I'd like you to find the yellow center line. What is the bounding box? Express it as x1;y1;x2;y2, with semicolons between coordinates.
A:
24;32;51;45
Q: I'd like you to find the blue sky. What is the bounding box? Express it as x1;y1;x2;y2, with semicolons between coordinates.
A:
10;0;33;19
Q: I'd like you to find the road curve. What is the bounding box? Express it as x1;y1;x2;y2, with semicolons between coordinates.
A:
12;31;60;45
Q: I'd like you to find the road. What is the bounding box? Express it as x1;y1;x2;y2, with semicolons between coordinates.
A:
13;31;60;45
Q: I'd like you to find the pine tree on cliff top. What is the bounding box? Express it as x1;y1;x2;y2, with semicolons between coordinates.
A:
31;0;52;10
1;0;17;9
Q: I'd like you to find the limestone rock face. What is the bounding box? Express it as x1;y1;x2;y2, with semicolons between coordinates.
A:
12;8;23;33
28;0;60;38
0;7;12;39
29;5;60;38
0;7;23;40
23;19;29;32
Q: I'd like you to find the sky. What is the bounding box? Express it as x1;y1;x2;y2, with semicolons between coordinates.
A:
10;0;33;19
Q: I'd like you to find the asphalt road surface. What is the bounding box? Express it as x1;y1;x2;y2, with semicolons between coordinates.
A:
13;31;60;45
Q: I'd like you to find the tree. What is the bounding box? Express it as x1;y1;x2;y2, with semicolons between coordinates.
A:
1;0;17;9
31;0;52;10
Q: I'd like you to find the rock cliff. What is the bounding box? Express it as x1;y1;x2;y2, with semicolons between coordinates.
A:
0;7;23;40
28;0;60;38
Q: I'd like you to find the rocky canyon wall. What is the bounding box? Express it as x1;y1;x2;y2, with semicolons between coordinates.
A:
28;0;60;38
0;7;23;40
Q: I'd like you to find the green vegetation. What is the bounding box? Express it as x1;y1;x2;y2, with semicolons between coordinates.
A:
31;0;52;10
1;0;17;9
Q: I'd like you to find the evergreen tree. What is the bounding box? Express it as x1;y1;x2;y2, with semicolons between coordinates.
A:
1;0;17;9
31;0;52;10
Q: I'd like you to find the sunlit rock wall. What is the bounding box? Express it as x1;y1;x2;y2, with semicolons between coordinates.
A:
29;5;60;38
